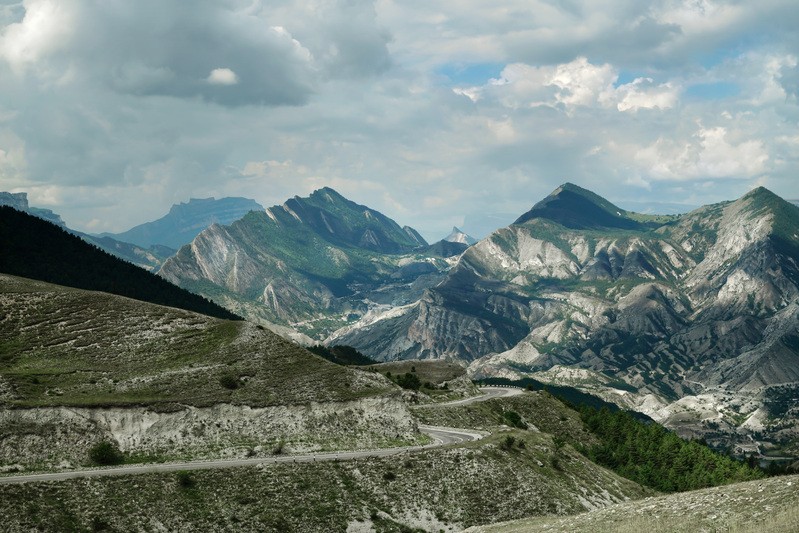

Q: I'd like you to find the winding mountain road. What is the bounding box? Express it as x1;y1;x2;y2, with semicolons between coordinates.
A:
436;385;523;407
0;387;521;485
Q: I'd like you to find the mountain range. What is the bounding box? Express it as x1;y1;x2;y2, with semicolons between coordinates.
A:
0;192;265;271
2;181;797;531
4;183;798;458
159;187;469;340
152;182;799;456
329;183;799;455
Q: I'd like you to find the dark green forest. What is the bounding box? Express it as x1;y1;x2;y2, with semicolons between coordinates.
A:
576;406;764;492
0;207;239;320
307;344;378;366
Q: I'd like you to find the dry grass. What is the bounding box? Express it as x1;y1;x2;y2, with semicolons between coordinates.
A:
469;475;799;533
0;274;394;408
0;430;652;532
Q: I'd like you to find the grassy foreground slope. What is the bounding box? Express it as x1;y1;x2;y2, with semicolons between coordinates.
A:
0;274;392;408
0;430;651;532
0;275;419;469
466;474;799;533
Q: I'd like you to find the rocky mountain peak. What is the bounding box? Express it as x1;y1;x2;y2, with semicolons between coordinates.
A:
514;183;640;230
445;226;478;245
0;191;65;227
271;188;427;253
0;191;29;211
310;186;347;203
736;185;798;217
167;197;215;215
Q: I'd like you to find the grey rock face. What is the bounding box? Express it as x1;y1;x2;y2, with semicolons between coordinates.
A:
334;185;799;453
159;188;451;340
0;191;65;227
0;191;28;211
444;226;478;245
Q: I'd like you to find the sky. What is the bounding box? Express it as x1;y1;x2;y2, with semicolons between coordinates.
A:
1;0;798;241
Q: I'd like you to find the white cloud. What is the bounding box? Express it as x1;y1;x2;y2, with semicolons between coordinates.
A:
635;127;769;181
615;78;679;111
207;68;239;86
753;54;797;105
0;0;798;238
0;129;27;185
459;57;677;113
655;0;746;36
549;57;616;107
0;0;74;71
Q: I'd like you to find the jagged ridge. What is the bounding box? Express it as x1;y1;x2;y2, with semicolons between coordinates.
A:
159;188;449;338
332;184;799;454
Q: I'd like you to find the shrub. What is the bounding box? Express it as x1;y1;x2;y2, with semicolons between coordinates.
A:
219;374;240;390
91;516;110;531
176;471;196;489
503;410;528;429
272;440;285;455
383;471;396;481
396;372;421;391
88;440;123;466
501;436;517;450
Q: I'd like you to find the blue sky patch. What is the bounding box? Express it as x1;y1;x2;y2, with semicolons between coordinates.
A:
615;70;647;86
685;82;740;100
437;63;505;85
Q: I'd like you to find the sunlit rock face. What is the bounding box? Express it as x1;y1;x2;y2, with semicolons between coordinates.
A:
334;184;799;454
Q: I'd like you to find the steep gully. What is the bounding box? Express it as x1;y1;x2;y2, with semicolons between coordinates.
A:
0;387;523;485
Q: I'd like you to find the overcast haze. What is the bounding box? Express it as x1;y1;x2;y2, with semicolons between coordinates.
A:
1;0;797;240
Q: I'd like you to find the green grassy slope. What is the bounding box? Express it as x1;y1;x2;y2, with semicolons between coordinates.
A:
0;275;392;408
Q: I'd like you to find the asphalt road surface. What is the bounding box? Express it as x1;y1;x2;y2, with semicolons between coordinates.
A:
437;385;523;407
0;387;516;485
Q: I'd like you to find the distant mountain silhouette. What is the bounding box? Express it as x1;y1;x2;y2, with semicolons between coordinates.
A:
104;196;265;249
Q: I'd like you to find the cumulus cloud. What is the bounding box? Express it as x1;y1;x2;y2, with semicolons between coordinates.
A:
0;0;797;237
457;57;678;113
549;58;617;107
1;0;320;106
615;78;679;111
207;68;239;86
635;127;769;181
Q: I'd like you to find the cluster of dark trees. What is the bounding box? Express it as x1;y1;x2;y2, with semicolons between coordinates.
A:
0;207;238;320
307;344;378;366
394;372;422;390
575;406;764;492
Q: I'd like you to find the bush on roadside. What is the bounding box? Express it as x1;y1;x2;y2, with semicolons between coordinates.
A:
176;471;196;489
88;440;123;466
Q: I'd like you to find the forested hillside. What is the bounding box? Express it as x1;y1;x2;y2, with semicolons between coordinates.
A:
0;207;239;320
